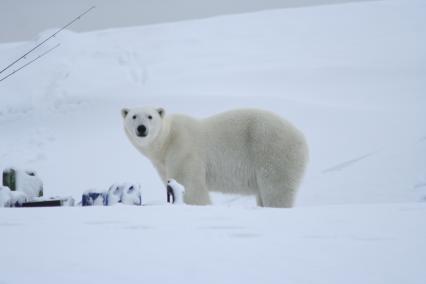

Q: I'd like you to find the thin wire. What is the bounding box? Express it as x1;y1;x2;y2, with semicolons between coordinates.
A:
0;43;61;83
0;6;95;76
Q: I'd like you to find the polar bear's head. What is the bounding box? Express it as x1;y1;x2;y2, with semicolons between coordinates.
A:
121;106;165;148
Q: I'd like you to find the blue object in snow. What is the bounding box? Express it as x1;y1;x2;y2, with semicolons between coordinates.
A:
82;190;106;206
82;184;142;206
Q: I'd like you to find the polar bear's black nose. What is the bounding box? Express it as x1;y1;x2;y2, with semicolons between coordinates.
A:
137;125;147;137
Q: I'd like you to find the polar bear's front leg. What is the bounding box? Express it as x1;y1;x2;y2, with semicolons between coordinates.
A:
181;175;211;205
166;158;211;206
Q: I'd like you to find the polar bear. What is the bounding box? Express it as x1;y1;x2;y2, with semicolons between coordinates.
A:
121;107;309;208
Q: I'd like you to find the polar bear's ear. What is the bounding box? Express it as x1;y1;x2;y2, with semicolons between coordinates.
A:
157;107;165;118
121;108;130;119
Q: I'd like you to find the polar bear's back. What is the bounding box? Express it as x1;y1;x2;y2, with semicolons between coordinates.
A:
196;109;309;195
202;109;307;152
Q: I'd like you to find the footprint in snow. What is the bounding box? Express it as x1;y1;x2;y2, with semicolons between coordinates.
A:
118;50;148;85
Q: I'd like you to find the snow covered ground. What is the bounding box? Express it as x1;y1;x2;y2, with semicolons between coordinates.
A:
0;0;425;282
1;203;425;284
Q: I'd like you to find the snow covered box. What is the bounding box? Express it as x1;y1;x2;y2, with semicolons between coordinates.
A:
2;168;43;198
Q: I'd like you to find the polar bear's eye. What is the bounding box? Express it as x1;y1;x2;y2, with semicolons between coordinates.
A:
132;115;137;120
148;115;152;120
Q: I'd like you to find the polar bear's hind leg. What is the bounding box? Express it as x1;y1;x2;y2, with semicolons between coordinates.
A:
256;171;297;208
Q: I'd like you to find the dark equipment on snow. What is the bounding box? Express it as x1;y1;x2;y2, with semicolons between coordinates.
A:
20;200;63;207
82;191;106;206
18;196;74;207
2;168;17;191
167;184;175;204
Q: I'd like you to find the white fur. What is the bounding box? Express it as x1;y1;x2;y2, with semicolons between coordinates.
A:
122;107;309;208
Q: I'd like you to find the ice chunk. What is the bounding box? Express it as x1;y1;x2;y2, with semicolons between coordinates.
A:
167;179;185;205
121;184;142;206
0;186;12;207
106;184;124;206
82;190;106;206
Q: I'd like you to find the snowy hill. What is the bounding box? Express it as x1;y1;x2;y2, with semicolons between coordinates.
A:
0;0;425;282
0;0;424;205
0;0;377;43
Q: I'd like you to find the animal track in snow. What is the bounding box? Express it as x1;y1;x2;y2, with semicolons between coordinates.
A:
25;128;55;164
117;50;148;85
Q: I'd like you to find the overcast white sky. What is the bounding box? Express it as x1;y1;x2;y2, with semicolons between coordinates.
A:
0;0;375;43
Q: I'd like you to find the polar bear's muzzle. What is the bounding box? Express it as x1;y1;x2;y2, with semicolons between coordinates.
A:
136;125;148;137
